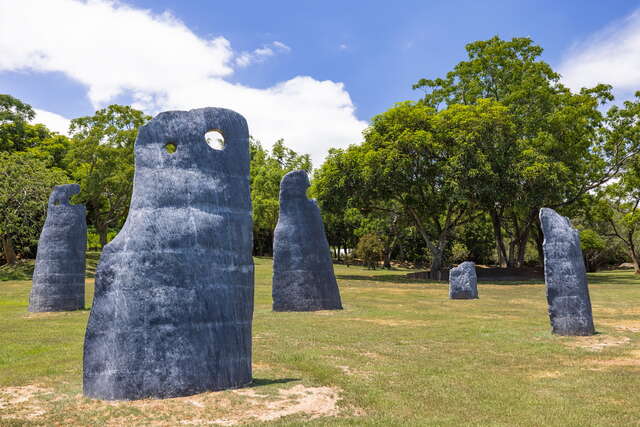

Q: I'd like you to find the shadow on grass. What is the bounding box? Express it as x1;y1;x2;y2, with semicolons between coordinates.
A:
250;378;300;387
588;271;640;286
336;274;425;284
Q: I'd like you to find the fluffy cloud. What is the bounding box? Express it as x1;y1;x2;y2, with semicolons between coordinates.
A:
559;9;640;97
0;0;366;165
33;109;71;136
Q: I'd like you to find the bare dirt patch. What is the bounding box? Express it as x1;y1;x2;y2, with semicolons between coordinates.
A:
562;335;631;351
230;384;340;423
0;385;53;419
1;383;346;426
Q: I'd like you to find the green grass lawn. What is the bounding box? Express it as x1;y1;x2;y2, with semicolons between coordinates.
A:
1;259;639;425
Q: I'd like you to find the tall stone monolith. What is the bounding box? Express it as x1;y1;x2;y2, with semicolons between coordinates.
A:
272;170;342;311
83;108;254;400
540;207;595;336
449;261;478;299
29;184;86;312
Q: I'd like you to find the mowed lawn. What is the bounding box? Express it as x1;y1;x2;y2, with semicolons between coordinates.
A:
1;258;639;426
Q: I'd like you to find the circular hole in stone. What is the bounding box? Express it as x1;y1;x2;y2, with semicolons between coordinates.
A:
53;200;61;206
205;129;225;150
165;142;177;154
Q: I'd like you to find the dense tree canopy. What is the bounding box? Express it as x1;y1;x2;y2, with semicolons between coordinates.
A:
66;105;150;247
0;152;69;264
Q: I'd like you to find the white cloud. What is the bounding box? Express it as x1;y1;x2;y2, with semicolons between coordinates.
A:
235;41;291;67
33;108;71;135
0;0;365;165
559;9;640;97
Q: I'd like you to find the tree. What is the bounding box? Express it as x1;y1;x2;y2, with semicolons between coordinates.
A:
66;105;150;247
355;234;384;270
0;94;36;153
414;36;619;268
250;138;311;255
0;152;69;264
312;148;364;260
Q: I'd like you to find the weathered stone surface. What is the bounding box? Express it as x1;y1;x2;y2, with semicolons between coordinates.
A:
540;207;595;336
448;261;478;299
272;170;342;311
83;108;254;400
29;184;86;312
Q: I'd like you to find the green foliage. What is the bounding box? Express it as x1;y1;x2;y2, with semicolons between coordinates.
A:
250;138;311;255
66;105;150;247
0;94;36;153
355;234;384;269
413;36;620;268
450;242;470;264
0;152;70;264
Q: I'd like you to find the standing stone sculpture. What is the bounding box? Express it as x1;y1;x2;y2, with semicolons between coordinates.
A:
449;261;478;299
29;184;86;312
83;108;254;400
272;170;342;311
540;208;595;336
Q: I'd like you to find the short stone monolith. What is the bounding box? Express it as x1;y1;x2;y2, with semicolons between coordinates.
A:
449;261;478;299
83;108;254;400
29;184;86;312
540;207;595;336
272;170;342;311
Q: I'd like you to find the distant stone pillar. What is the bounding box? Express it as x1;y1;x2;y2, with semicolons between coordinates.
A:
272;170;343;311
29;184;86;312
83;108;254;400
449;261;478;299
540;208;595;336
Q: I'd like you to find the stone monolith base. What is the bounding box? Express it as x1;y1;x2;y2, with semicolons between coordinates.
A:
540;208;595;336
83;108;254;400
272;170;342;311
29;184;86;312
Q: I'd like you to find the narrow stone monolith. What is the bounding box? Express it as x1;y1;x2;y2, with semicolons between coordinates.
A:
83;108;254;400
540;207;595;336
448;261;478;299
29;184;86;312
272;170;342;311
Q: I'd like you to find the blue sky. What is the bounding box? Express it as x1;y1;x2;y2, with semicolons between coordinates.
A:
1;0;639;164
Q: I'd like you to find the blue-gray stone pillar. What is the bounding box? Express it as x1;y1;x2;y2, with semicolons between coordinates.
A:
83;108;254;400
540;207;595;336
29;184;86;312
272;170;342;311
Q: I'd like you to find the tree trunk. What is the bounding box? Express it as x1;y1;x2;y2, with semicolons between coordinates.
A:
96;221;108;249
507;239;517;268
630;247;640;275
2;236;17;265
383;251;392;269
490;210;508;268
515;226;531;268
533;219;544;266
430;248;444;280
